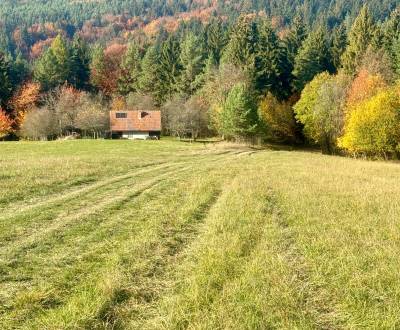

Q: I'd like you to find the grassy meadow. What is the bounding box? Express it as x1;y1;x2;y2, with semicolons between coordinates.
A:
1;139;400;329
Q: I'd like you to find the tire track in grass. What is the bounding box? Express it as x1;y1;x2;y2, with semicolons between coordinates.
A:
0;162;191;248
0;162;173;221
261;187;344;329
3;160;227;328
0;165;195;326
1;164;191;262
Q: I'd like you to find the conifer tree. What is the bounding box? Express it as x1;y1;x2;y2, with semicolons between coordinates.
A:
70;36;90;90
221;15;258;74
219;82;259;140
177;33;205;97
89;44;106;92
34;35;72;90
138;46;164;104
341;5;376;75
292;27;333;92
330;24;347;72
204;18;227;64
0;52;12;109
159;36;182;100
118;43;142;95
284;15;307;72
255;19;291;99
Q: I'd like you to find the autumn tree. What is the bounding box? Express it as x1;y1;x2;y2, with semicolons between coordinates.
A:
339;87;400;157
0;108;13;139
294;72;350;153
258;93;297;143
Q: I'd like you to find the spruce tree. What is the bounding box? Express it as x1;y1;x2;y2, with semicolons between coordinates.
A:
118;43;142;95
204;18;227;64
70;36;90;90
330;24;347;72
221;15;258;74
177;33;205;97
89;44;106;92
34;35;72;90
159;36;182;100
292;27;333;92
138;46;164;105
284;15;307;72
219;82;259;140
255;19;291;99
341;5;376;75
0;52;12;109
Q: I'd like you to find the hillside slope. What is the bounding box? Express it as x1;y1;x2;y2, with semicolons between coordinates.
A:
1;140;400;328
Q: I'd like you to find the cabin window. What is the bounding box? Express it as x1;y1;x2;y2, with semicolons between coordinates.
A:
116;112;127;119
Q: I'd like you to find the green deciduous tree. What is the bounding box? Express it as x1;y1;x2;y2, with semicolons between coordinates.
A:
294;72;350;153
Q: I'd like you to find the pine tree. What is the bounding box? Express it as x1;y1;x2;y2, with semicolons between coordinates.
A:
70;36;90;90
219;82;259;140
0;52;12;109
341;5;376;75
221;15;258;74
330;24;347;72
118;43;142;95
255;19;291;99
177;33;205;97
138;46;164;105
292;27;333;92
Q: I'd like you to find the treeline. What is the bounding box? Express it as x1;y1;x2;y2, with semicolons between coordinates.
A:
1;6;400;157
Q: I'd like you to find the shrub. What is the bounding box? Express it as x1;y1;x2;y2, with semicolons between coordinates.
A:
20;108;58;140
258;93;297;143
339;88;400;157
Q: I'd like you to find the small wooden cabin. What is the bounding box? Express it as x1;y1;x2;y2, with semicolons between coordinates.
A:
110;110;161;139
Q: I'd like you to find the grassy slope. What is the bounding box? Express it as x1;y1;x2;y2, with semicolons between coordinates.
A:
1;140;400;329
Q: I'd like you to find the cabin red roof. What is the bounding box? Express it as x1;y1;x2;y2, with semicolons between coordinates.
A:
110;110;161;132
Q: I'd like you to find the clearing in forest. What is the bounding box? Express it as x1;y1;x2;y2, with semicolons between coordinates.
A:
1;140;400;329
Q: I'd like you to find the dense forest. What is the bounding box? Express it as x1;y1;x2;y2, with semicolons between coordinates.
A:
1;1;400;157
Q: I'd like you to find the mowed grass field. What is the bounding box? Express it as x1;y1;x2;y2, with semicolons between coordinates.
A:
1;140;400;329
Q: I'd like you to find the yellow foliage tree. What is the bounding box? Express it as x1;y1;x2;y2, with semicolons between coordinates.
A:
339;87;400;157
258;93;297;142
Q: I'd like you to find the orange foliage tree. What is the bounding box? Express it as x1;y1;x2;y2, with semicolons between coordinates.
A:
346;69;387;107
0;108;14;139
